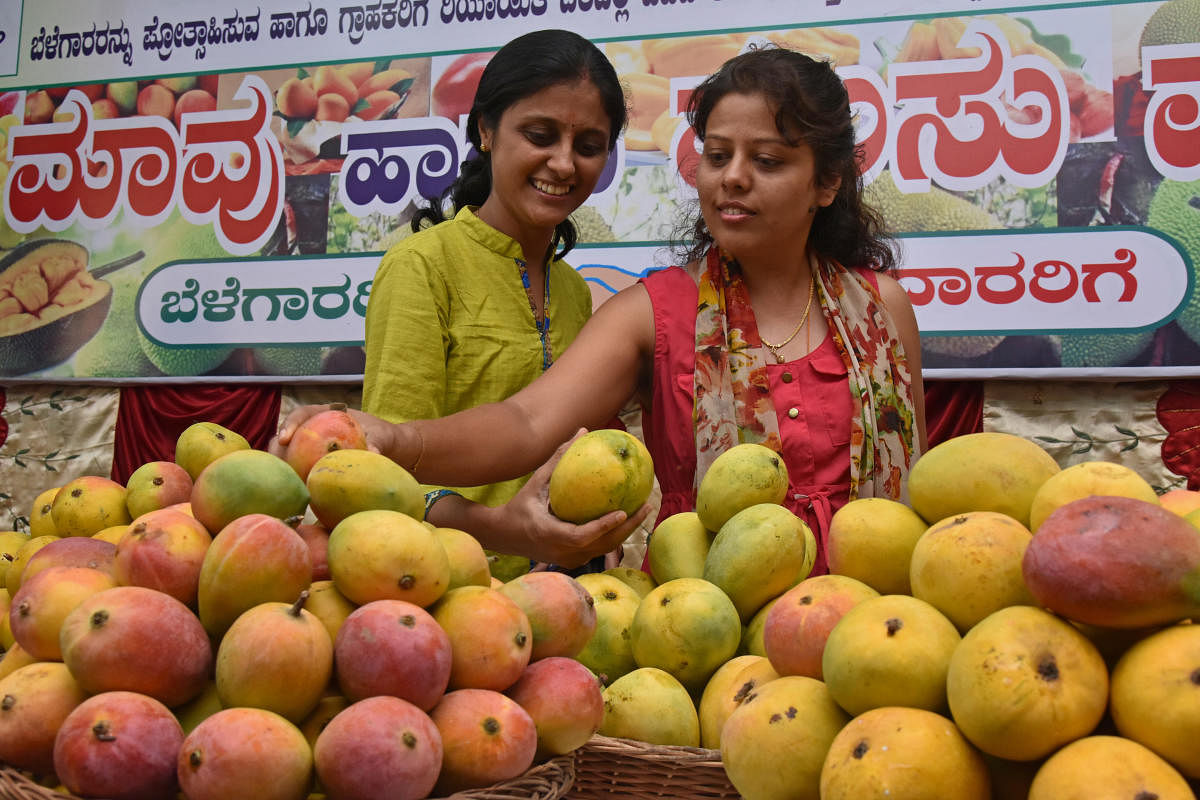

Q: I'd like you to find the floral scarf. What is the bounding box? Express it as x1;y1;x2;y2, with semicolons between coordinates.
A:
693;246;918;502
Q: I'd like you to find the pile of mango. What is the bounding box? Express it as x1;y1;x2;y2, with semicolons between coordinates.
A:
590;431;1200;800
0;410;611;800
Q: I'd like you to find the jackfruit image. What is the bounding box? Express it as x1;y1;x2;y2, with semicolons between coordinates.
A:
138;335;235;377
1141;0;1200;49
1057;330;1156;368
865;170;1001;234
72;278;162;378
1148;178;1200;346
251;346;325;376
569;205;618;244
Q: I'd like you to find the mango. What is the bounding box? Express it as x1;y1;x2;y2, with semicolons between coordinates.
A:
740;597;777;657
431;585;532;691
573;573;640;685
599;666;699;746
5;534;60;595
826;497;928;594
357;68;413;98
1028;459;1160;532
1024;495;1200;628
60;585;213;708
113;507;212;607
311;65;357;108
497;571;597;660
50;475;131;537
646;511;710;584
0;661;88;776
302;578;356;645
313;695;442;800
704;503;812;622
27;487;58;538
433;526;491;590
910;511;1035;632
0;530;29;590
697;654;778;750
283;407;367;482
190;449;309;535
947;605;1108;761
722;675;850;800
19;535;115;587
9;565;117;660
821;593;961;716
601;566;656;599
1110;623;1200;778
630;577;741;691
53;691;184;800
906;431;1061;528
1027;736;1193;800
430;688;537;795
307;448;424;528
548;429;654;523
178;707;313;800
505;656;605;758
124;460;193;519
197;513;312;638
216;595;333;723
0;641;37;681
174;681;223;735
820;706;990;800
295;521;330;581
696;442;788;533
327;509;448;607
334;599;451;710
175;421;250;482
275;76;318;119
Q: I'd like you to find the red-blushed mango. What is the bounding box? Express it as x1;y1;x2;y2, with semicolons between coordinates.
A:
947;605;1108;761
28;487;59;538
827;497;929;595
295;521;330;581
302;579;356;646
697;654;779;750
334;599;451;710
1160;487;1200;517
432;585;532;691
175;421;250;482
113;507;212;607
820;706;989;800
1110;623;1200;779
821;594;961;716
572;572;640;686
910;511;1035;633
20;535;116;586
431;688;537;795
178;707;313;800
761;574;878;680
497;571;597;660
9;565;117;660
1024;495;1200;628
695;443;789;533
215;594;333;724
60;585;213;708
172;88;216;128
52;690;184;800
0;661;88;776
283;407;367;482
505;656;604;758
190;449;309;535
307;449;424;528
313;695;443;800
1027;735;1193;800
599;666;699;746
704;503;812;623
630;577;741;691
124;460;193;519
907;431;1061;528
327;509;448;608
50;475;131;537
721;675;850;800
548;429;654;523
1028;460;1159;532
197;513;312;638
433;527;492;591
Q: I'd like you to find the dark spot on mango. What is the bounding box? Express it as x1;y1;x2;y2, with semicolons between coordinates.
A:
403;731;417;748
660;596;671;606
71;488;83;498
604;591;617;601
733;681;754;703
769;713;782;723
800;595;812;605
152;477;164;487
1191;668;1200;686
1;695;14;711
886;618;903;636
483;717;501;735
92;720;116;741
17;601;30;617
515;632;527;648
852;739;869;758
189;750;203;767
1134;793;1159;800
91;609;109;628
786;706;797;719
399;575;415;589
1037;654;1060;682
399;615;415;628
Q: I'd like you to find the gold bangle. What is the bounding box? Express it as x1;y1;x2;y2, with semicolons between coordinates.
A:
407;424;425;475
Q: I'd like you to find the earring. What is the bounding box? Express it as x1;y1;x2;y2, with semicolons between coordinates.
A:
479;143;489;153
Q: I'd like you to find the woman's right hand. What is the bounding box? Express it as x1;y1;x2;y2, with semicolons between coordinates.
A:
269;403;404;463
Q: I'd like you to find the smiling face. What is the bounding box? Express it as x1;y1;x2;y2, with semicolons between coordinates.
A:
695;91;840;272
475;79;613;259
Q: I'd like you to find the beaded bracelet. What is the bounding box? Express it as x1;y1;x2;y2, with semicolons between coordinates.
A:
424;488;460;518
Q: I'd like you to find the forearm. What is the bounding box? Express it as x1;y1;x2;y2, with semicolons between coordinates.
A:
425;494;525;556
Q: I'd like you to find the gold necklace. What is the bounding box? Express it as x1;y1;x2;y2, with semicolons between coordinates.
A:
759;277;814;364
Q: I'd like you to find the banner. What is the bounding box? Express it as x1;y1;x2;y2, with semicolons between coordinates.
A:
0;0;1196;381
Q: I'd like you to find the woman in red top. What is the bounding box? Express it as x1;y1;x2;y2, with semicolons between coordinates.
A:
275;46;927;572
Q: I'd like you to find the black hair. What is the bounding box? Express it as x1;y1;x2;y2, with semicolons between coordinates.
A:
680;47;896;272
410;29;628;262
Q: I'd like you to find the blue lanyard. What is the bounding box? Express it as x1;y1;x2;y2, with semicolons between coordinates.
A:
516;257;554;371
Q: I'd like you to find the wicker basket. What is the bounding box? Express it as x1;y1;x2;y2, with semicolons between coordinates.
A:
566;735;742;799
0;753;576;800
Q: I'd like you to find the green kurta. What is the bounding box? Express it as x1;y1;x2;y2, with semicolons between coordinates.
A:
363;206;593;508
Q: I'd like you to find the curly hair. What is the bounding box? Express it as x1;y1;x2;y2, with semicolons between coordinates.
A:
679;46;896;272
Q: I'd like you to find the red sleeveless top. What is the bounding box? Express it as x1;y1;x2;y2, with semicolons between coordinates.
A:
640;265;876;577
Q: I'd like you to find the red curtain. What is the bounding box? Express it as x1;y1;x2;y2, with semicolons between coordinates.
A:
111;385;282;484
924;380;983;448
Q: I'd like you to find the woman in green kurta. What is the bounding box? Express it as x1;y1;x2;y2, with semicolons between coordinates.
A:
362;29;647;577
